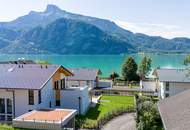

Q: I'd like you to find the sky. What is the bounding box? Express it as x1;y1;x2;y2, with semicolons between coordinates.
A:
0;0;189;38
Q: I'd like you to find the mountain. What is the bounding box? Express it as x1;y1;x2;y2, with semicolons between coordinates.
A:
0;18;135;54
0;4;190;54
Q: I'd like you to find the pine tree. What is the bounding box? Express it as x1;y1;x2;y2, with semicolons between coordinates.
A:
122;56;138;81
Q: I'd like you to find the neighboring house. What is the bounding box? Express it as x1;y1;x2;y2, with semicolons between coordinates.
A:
158;89;190;130
0;64;90;121
153;68;190;99
67;68;101;90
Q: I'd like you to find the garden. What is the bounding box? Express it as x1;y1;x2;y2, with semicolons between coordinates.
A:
76;95;135;129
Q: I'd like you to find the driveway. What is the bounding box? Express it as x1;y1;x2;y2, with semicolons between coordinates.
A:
102;113;136;130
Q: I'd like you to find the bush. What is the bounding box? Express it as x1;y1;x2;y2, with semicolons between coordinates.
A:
136;96;163;130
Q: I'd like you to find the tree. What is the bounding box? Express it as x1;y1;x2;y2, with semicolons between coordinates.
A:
122;56;138;81
138;56;152;79
110;71;119;82
137;100;163;130
184;54;190;65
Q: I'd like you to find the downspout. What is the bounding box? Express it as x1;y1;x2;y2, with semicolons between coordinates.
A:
78;97;81;115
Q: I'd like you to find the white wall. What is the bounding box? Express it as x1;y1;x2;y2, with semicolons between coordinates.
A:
98;80;112;88
67;80;95;89
40;78;55;108
141;81;156;91
60;86;90;115
159;82;190;99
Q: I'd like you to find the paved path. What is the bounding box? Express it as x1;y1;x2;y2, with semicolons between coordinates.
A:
102;113;136;130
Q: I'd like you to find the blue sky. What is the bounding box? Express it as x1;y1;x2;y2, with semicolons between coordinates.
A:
0;0;189;38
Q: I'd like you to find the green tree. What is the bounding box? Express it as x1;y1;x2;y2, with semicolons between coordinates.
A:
137;99;163;130
122;57;138;81
184;54;190;65
110;71;119;82
138;56;152;79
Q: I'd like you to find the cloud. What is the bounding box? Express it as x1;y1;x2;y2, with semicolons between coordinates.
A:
114;20;190;39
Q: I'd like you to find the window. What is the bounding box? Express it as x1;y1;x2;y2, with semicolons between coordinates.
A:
56;100;60;106
165;93;169;97
87;81;91;86
28;90;34;105
54;81;59;90
0;115;5;121
60;79;65;89
7;99;12;114
166;82;169;91
38;90;41;104
6;115;12;121
0;98;5;113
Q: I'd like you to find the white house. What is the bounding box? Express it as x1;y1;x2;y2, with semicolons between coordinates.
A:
0;64;90;122
67;68;101;90
153;68;190;99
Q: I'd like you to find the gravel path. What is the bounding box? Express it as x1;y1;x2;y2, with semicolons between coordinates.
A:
101;113;136;130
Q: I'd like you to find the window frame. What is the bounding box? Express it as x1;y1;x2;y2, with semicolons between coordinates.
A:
6;99;12;114
0;98;5;114
60;79;65;89
165;82;170;91
38;90;41;104
28;90;34;105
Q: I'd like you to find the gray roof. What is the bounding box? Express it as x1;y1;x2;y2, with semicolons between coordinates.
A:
158;89;190;130
0;64;60;90
67;68;100;81
155;68;190;82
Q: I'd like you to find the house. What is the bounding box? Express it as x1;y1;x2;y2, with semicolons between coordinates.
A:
158;89;190;130
13;109;77;130
0;64;90;122
67;68;102;90
153;68;190;99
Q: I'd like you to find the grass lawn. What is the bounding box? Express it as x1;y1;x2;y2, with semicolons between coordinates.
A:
76;95;135;128
0;124;23;130
0;124;36;130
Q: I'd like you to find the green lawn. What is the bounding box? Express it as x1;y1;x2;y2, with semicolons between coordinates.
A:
76;95;135;128
0;124;22;130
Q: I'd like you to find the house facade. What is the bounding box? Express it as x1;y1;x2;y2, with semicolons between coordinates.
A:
0;64;90;121
153;68;190;99
67;68;101;90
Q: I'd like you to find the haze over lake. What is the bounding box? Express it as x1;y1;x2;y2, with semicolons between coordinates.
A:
0;54;186;77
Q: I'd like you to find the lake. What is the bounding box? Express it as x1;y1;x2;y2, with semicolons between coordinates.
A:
0;53;187;77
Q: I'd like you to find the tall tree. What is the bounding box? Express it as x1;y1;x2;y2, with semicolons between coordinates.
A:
122;56;138;81
138;56;152;79
184;54;190;65
110;71;119;82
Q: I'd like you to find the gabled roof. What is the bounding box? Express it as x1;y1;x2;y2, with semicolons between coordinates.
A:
67;68;101;81
154;68;190;82
0;64;72;90
158;89;190;130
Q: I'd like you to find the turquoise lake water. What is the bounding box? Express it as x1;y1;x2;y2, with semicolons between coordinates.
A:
0;54;187;77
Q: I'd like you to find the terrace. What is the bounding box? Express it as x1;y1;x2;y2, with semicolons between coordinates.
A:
13;109;77;130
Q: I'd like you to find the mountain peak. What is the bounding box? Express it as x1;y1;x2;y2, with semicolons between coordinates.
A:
45;4;61;12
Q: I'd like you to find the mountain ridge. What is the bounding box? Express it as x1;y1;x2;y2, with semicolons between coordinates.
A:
0;4;190;54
